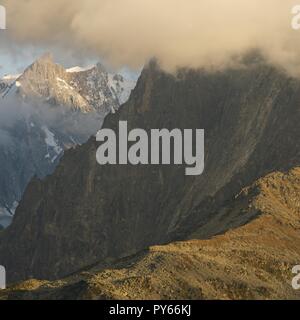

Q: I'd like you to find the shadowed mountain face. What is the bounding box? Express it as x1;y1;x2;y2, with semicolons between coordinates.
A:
1;167;299;300
0;61;299;284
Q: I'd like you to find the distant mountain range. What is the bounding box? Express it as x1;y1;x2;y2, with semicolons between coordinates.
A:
1;53;135;110
0;53;136;228
0;59;299;296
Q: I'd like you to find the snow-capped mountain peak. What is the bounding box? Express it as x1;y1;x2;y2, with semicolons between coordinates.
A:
0;53;137;228
66;66;94;73
1;54;136;113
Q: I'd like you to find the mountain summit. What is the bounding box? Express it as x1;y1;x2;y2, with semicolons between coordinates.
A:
1;53;135;113
0;54;136;228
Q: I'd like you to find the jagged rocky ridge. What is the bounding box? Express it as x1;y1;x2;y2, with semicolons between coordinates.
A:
0;54;135;227
1;53;134;112
0;60;299;284
1;167;299;300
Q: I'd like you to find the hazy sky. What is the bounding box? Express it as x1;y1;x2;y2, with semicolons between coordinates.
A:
0;49;41;77
1;0;300;76
0;42;99;77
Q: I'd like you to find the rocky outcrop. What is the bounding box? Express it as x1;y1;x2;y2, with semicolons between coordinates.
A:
0;60;299;283
1;167;300;300
15;53;91;112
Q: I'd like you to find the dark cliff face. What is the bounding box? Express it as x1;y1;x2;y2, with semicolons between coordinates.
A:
0;61;299;283
1;167;299;300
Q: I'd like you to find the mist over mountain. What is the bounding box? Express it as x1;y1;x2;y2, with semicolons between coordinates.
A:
3;0;300;76
0;54;136;228
0;59;299;284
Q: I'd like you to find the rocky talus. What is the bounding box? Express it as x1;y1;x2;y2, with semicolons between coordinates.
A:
1;167;299;300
